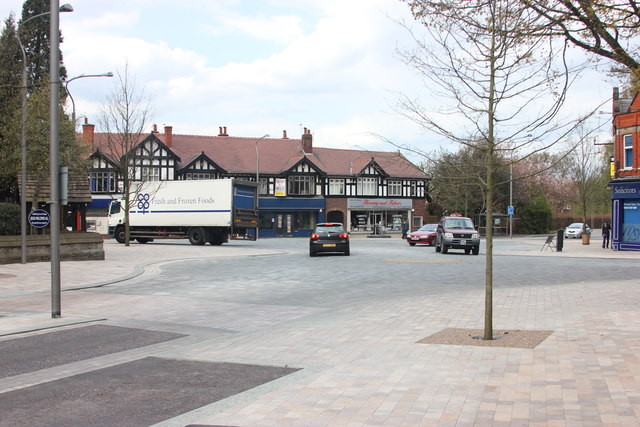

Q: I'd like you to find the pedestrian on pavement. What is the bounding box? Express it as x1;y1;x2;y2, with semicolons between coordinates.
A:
602;222;611;248
402;220;409;239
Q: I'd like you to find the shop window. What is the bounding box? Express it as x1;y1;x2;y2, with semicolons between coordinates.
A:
288;175;315;195
259;213;275;230
296;212;316;229
388;180;402;196
623;200;640;242
329;179;345;195
624;135;633;168
357;177;377;195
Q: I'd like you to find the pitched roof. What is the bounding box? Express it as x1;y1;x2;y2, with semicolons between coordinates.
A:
87;129;428;179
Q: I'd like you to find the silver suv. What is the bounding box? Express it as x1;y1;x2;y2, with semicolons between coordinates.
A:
435;215;480;255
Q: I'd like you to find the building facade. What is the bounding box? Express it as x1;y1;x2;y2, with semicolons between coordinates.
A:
609;88;640;250
83;123;430;237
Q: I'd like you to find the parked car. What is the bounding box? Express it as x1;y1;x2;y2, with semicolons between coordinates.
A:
406;224;437;246
435;214;480;255
564;223;591;238
309;223;350;256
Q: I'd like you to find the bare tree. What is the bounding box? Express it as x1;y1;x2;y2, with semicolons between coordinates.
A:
399;0;588;340
520;0;640;86
565;123;609;234
99;64;152;246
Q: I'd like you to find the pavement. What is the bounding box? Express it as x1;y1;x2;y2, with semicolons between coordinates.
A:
0;233;639;425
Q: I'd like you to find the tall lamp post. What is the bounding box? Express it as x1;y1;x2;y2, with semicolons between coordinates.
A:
16;3;73;265
254;134;270;239
64;72;113;129
50;1;74;318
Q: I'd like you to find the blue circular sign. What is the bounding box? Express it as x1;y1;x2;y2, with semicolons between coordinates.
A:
28;209;50;228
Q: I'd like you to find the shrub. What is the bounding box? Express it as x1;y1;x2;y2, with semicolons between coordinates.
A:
0;202;21;236
516;194;552;234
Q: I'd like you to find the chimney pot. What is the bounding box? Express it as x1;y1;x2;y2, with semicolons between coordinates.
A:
153;124;158;133
164;126;173;147
82;120;95;149
223;126;228;136
301;128;313;153
283;130;288;139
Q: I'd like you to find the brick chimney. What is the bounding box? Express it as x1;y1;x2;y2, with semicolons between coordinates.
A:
301;127;312;153
164;126;173;147
82;117;95;148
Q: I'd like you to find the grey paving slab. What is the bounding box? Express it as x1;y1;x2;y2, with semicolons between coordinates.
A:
0;324;185;378
0;356;299;427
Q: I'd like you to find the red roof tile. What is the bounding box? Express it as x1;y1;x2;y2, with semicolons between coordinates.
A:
89;131;428;179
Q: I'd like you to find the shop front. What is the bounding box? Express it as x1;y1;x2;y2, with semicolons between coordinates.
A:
609;180;640;251
347;198;414;233
258;197;325;238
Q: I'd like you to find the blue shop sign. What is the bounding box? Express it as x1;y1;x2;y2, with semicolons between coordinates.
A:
611;182;640;199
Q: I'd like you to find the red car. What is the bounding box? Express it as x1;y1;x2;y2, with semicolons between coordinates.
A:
406;224;437;246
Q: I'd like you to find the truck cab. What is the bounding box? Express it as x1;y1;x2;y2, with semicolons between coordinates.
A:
435;213;480;255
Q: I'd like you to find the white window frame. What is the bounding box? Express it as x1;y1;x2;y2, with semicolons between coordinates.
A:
388;180;402;196
288;175;315;195
329;178;345;195
141;166;160;181
624;134;633;169
258;177;269;195
357;177;377;196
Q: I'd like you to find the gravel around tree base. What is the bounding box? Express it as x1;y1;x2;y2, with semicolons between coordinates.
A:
418;328;553;348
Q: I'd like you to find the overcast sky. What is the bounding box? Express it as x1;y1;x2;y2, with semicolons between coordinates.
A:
1;0;617;161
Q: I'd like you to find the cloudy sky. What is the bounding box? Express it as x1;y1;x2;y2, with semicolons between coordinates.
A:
1;0;617;160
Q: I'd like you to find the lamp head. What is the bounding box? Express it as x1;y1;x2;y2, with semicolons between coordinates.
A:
60;4;74;12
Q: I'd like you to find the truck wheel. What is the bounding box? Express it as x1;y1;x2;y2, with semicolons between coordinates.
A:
442;244;449;254
435;241;441;252
465;248;471;255
136;238;151;244
114;226;127;244
472;246;479;255
188;227;206;245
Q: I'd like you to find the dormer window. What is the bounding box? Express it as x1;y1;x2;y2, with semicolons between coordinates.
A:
288;175;315;195
357;177;377;195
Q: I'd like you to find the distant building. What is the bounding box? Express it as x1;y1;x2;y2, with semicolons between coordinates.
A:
82;122;430;237
609;88;640;250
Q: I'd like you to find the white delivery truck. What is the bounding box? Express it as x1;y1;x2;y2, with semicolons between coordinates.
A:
107;179;258;245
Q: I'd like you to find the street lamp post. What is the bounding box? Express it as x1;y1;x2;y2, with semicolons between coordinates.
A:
16;3;73;265
50;1;74;318
254;134;270;239
64;72;113;129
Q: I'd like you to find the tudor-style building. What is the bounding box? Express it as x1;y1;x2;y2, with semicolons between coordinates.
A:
609;88;640;250
83;121;430;237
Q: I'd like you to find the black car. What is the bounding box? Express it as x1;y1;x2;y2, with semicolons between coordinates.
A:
309;223;350;256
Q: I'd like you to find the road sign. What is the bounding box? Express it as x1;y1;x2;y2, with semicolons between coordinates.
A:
507;205;514;215
28;209;50;228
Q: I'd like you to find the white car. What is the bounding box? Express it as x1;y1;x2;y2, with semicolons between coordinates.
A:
564;223;591;238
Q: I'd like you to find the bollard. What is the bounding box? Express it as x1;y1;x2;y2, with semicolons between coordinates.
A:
556;229;564;252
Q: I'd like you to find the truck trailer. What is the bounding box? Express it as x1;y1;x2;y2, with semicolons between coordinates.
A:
108;179;258;245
